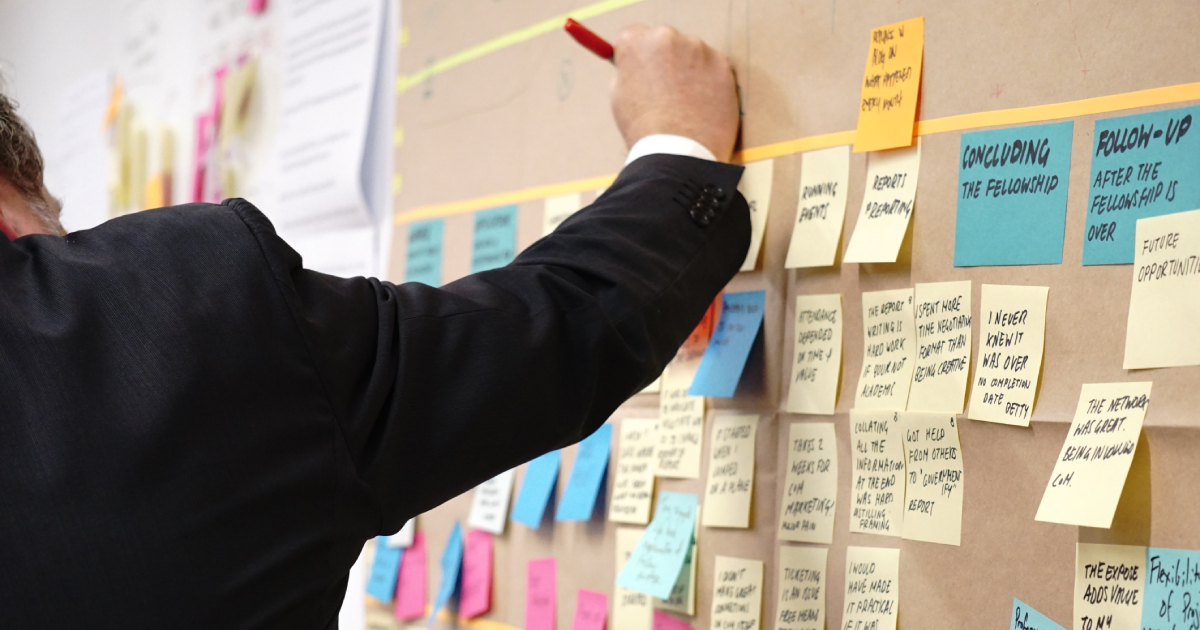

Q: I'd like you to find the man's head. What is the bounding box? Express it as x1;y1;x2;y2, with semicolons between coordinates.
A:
0;88;66;237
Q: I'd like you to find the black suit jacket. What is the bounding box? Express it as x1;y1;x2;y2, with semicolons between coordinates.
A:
0;155;748;628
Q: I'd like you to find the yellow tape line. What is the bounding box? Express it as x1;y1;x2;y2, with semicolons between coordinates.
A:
398;174;616;225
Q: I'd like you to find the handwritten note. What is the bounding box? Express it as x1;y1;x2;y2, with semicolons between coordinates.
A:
467;470;515;535
1143;547;1200;630
739;159;775;271
1036;382;1151;528
572;589;608;630
610;418;657;524
850;410;905;536
710;556;764;630
512;450;560;530
460;529;493;619
616;492;698;600
471;204;518;273
899;412;964;546
557;424;613;521
855;288;916;410
1075;543;1145;630
388;519;416;549
845;142;922;263
393;531;427;621
786;146;851;268
1011;598;1066;630
1084;104;1200;265
654;525;698;616
908;281;972;414
430;522;464;627
543;192;582;236
777;545;828;630
786;294;843;415
405;218;443;286
527;558;557;630
366;536;403;604
653;610;693;630
967;284;1049;426
853;17;924;152
702;415;758;528
615;528;654;630
778;422;838;544
954;122;1074;266
1124;208;1200;368
841;546;900;630
690;290;767;398
658;359;706;479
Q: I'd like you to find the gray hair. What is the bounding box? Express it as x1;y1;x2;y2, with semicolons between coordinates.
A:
0;86;65;236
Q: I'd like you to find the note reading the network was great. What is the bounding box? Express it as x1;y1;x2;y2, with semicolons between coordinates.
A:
543;192;582;236
614;528;654;630
1124;208;1200;369
777;545;828;630
557;423;613;521
844;143;922;263
778;422;838;544
1011;598;1066;630
1036;382;1151;529
1143;547;1200;630
786;146;852;268
907;281;972;414
786;294;843;415
853;17;925;152
701;415;758;528
967;284;1049;426
850;410;906;536
739;160;775;271
855;288;917;410
467;469;515;535
610;419;657;524
471;205;518;273
900;412;964;546
710;556;764;630
690;291;767;398
616;492;698;600
1075;543;1145;630
842;547;900;630
405;218;444;286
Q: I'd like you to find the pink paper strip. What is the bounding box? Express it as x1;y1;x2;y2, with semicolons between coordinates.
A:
652;610;693;630
526;558;557;630
571;589;608;630
393;531;427;621
459;530;493;618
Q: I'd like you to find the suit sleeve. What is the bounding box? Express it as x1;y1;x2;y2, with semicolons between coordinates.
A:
234;154;750;533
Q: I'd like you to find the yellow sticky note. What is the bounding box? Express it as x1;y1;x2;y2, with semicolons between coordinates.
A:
842;547;900;630
641;377;661;394
701;415;758;528
853;17;924;153
1036;383;1151;528
614;528;654;630
778;422;838;544
786;145;851;268
967;284;1049;426
776;545;828;630
899;412;963;546
738;159;775;272
855;288;916;410
542;192;582;237
653;521;698;615
609;419;657;525
1124;209;1200;368
786;294;843;415
1074;543;1145;630
844;141;921;263
849;410;905;536
710;556;764;630
656;358;706;479
907;281;972;414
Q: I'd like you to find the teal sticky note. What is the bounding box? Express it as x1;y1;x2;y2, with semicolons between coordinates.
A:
471;205;518;272
1011;598;1065;630
406;219;444;286
953;122;1074;266
429;522;464;628
1084;105;1200;265
365;536;404;604
1142;547;1200;630
511;450;560;529
614;491;698;599
555;424;613;521
688;291;766;397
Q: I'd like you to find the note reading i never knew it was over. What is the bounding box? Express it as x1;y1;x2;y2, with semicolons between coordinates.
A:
853;17;925;152
778;422;837;544
855;288;916;410
1124;208;1200;369
1075;543;1145;630
785;146;851;268
850;410;905;537
776;545;828;630
844;142;922;264
786;294;843;415
907;281;972;414
841;546;900;630
967;284;1048;426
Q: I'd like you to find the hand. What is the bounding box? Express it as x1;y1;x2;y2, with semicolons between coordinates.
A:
611;25;740;163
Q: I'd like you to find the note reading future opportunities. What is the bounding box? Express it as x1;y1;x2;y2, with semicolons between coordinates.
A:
850;410;906;536
844;143;922;263
1124;208;1200;369
900;412;964;546
855;288;916;410
786;146;851;268
776;545;828;630
786;294;843;415
702;415;758;529
907;281;972;414
854;17;925;152
610;418;657;525
967;284;1048;426
841;546;900;630
778;422;838;544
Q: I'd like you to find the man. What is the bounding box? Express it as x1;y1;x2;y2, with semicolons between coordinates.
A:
0;25;748;629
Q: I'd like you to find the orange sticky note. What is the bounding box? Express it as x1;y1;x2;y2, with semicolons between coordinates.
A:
853;17;925;153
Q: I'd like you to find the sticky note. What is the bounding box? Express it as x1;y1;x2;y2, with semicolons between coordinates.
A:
387;518;416;549
641;377;661;394
615;492;698;599
1084;105;1200;265
710;556;764;630
844;142;922;263
557;424;613;521
954;122;1074;266
527;558;557;630
850;410;905;536
366;536;404;604
786;294;843;415
854;288;916;410
853;17;924;152
738;159;774;271
467;469;515;535
907;281;972;413
899;412;964;546
1143;547;1200;630
652;610;692;630
776;545;828;630
610;418;657;524
701;414;758;528
393;531;427;620
689;290;767;398
429;522;464;627
842;547;900;630
657;359;706;479
786;146;851;268
406;218;443;286
471;204;518;273
967;284;1049;426
1011;598;1066;630
512;450;560;530
572;589;608;630
614;528;654;630
778;422;837;544
1124;208;1200;368
460;529;493;618
1075;543;1145;630
543;192;583;236
1036;382;1151;528
653;523;697;615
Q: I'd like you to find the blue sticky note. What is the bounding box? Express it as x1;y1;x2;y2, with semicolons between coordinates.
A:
614;491;698;599
1010;598;1065;630
406;219;444;286
471;205;518;273
688;290;766;397
1142;547;1200;630
953;122;1074;266
511;450;560;529
365;536;404;604
1084;105;1200;265
555;424;613;521
429;521;464;627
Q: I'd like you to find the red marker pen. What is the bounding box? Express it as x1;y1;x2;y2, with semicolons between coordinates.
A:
564;18;614;62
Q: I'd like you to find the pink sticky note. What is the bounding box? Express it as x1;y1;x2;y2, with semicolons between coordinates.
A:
460;530;493;618
652;610;693;630
246;0;268;14
526;558;557;630
571;589;608;630
393;531;427;621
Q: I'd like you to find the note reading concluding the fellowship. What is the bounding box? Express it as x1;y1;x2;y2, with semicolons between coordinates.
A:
778;422;838;544
701;415;758;529
967;284;1048;426
841;547;900;630
900;412;964;546
850;410;906;536
786;294;843;415
1074;543;1145;630
786;146;851;268
776;545;828;630
855;288;916;410
853;17;925;152
844;143;922;263
1124;208;1200;369
908;281;972;414
610;419;657;525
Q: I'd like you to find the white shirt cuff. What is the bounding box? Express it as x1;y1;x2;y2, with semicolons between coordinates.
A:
624;134;717;166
